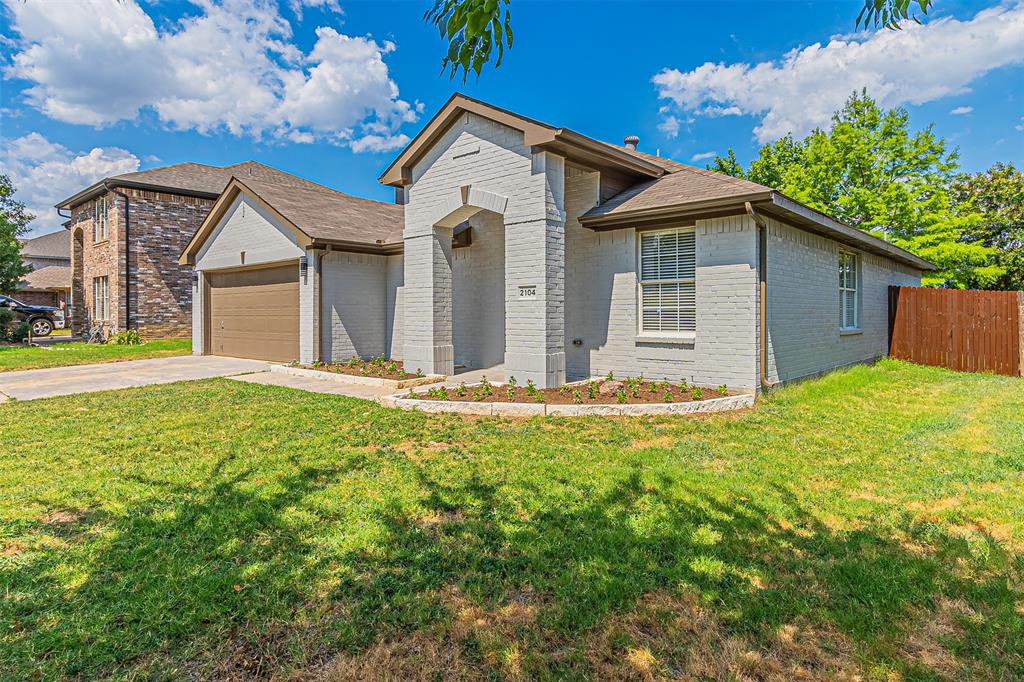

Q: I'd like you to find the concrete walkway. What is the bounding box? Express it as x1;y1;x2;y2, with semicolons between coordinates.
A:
228;370;397;399
0;355;269;401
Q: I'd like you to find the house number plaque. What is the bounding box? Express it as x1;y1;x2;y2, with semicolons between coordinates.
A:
518;285;537;299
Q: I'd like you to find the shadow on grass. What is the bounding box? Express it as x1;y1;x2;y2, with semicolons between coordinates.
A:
3;457;1020;679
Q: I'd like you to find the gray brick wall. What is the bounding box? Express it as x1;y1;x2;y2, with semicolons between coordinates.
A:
564;170;760;391
385;254;404;360
403;111;567;385
764;217;921;383
452;211;505;369
320;251;388;360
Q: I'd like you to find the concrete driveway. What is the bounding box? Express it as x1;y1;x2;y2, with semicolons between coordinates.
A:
0;355;269;402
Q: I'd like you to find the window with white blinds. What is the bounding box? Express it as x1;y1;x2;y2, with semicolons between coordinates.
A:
638;228;696;335
92;276;109;321
839;252;859;330
93;196;109;242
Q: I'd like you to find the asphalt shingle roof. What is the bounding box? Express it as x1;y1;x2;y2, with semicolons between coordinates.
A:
20;230;70;259
19;265;71;291
237;177;404;246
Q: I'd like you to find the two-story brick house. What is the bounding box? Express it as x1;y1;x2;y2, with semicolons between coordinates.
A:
56;161;315;338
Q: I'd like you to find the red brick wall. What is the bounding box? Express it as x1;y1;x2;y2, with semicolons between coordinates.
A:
69;188;214;338
15;290;61;307
69;194;120;335
124;188;214;338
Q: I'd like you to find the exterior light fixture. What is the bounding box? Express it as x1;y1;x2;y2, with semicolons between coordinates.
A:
299;255;308;283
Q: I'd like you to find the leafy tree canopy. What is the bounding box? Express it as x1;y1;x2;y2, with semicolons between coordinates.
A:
0;174;33;294
709;91;1002;288
951;163;1024;290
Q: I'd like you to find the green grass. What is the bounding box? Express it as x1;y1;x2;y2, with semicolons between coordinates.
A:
0;338;191;372
1;360;1021;680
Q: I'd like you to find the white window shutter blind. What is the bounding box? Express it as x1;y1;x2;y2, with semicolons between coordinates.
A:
639;230;696;334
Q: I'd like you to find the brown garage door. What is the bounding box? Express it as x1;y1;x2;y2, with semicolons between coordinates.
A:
207;264;299;362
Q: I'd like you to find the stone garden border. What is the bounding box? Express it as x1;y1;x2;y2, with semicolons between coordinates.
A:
379;392;755;416
271;364;444;390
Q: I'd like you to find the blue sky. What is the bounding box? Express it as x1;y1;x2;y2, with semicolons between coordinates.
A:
2;0;1023;236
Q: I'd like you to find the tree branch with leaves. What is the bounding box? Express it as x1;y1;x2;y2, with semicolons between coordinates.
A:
424;0;513;81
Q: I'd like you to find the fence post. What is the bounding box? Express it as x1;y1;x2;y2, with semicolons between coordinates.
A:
1019;291;1024;377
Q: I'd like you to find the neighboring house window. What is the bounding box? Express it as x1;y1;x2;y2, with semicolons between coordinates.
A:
839;252;859;330
92;276;109;321
93;196;109;242
638;227;696;335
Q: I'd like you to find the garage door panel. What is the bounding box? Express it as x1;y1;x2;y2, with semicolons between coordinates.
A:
207;264;299;362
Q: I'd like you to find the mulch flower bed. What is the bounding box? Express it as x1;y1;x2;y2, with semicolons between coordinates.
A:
411;375;733;405
298;356;424;381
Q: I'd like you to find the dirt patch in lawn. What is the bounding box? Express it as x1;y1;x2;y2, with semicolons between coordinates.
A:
305;590;861;682
411;378;736;405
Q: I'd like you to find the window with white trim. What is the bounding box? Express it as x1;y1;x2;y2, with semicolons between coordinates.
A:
92;276;109;321
638;227;696;335
839;252;859;330
93;196;109;242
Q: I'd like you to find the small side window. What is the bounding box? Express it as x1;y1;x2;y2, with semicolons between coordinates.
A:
839;252;859;330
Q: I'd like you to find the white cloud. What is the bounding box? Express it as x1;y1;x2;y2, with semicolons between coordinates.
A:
657;115;681;138
1;133;140;237
653;3;1024;143
949;105;974;115
288;0;342;19
3;0;416;152
1016;116;1024;131
690;151;717;162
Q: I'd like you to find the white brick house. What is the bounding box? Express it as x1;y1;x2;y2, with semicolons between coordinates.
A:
181;94;932;392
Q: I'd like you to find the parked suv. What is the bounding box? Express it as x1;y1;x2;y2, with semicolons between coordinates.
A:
0;294;65;336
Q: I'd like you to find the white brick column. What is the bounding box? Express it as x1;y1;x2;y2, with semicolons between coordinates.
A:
503;151;566;387
298;250;320;364
403;226;455;376
191;269;205;355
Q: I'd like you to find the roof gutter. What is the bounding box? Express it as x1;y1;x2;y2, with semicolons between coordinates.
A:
57;179;221;211
579;192;773;230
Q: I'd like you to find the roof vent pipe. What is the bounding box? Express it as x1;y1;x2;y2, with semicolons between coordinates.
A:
624;135;640;151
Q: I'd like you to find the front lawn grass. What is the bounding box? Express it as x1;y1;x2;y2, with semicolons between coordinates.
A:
0;338;190;372
1;359;1021;680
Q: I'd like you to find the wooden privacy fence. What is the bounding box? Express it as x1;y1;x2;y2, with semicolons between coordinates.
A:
888;287;1024;377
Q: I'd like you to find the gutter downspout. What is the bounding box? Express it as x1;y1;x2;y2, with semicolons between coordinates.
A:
103;182;132;330
746;201;777;392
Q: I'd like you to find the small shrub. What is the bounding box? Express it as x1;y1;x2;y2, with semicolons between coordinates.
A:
455;382;467;398
386;361;398;374
398;369;407;379
507;376;517;389
573;389;583;404
691;386;703;400
663;390;674;403
506;384;516;401
678;379;689;392
717;384;728;396
534;391;545;403
649;382;659;394
615;388;628;404
406;389;417;399
416;368;425;378
480;376;493;397
587;381;597;400
111;329;143;345
606;370;615;381
472;388;483;401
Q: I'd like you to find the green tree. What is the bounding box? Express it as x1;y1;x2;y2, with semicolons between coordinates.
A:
951;163;1024;290
709;92;1001;288
0;174;33;294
